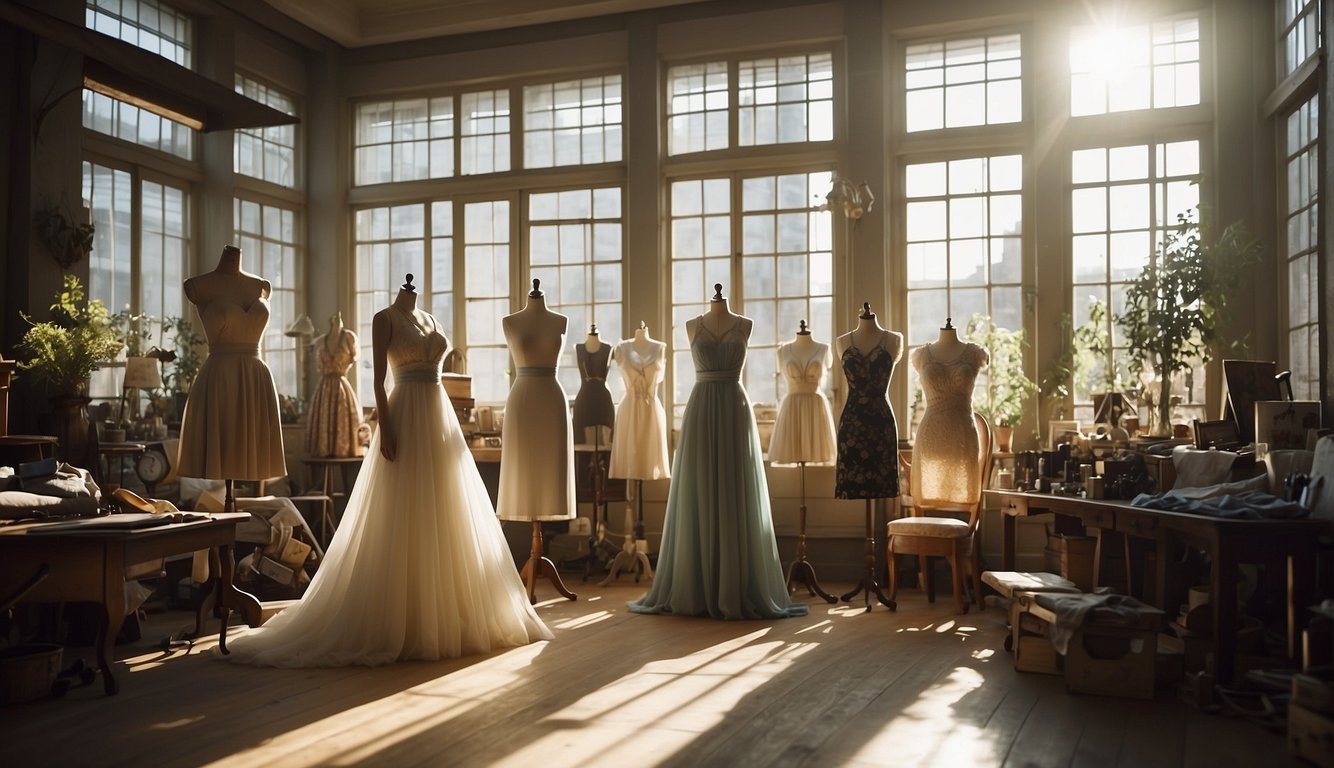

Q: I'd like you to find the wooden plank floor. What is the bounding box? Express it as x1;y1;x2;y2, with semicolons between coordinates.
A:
4;581;1293;767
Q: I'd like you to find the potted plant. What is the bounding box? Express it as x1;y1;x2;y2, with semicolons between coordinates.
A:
1115;206;1259;436
16;274;124;464
966;314;1036;452
34;206;95;270
1039;298;1112;426
160;315;205;424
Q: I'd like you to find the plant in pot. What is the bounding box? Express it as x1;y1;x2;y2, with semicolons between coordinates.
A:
1039;298;1113;429
16;274;124;465
34;205;95;270
966;314;1036;452
159;315;205;425
1115;206;1260;437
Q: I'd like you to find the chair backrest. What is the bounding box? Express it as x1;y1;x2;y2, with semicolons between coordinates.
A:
901;412;993;528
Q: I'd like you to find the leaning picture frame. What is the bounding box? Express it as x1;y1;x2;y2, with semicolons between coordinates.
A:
1222;359;1281;444
1254;400;1322;450
1048;420;1080;450
1192;419;1242;450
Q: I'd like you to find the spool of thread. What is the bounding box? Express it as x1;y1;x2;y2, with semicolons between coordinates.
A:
1087;476;1104;499
996;468;1015;490
1080;464;1094;484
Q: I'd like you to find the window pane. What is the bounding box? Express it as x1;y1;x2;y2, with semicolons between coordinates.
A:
905;33;1022;132
1069;13;1199;117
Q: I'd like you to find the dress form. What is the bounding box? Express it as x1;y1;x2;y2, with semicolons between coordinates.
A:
603;320;665;585
306;311;362;458
498;279;578;603
178;245;286;516
834;302;903;611
628;284;806;620
774;319;838;604
909;317;989;506
572;323;615;446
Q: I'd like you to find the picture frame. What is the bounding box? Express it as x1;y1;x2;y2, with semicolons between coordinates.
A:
1222;359;1281;444
1254;400;1322;450
1192;419;1242;451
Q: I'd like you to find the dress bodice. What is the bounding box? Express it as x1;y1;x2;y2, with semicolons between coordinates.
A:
691;319;747;378
779;341;830;395
577;344;611;382
841;342;896;400
504;317;565;369
315;330;358;376
616;341;665;400
910;343;989;407
388;306;448;379
197;297;270;349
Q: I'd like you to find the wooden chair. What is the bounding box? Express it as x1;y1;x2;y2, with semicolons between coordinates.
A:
888;412;993;613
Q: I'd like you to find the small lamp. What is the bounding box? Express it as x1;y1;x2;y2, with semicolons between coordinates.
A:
285;314;316;339
119;355;163;431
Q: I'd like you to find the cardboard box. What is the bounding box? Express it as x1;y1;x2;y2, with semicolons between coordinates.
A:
1289;701;1334;767
257;555;297;587
1044;533;1097;591
1064;623;1159;700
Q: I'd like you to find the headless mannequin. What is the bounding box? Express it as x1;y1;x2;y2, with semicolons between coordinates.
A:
631;321;658;355
503;279;568;365
371;275;434;461
686;283;751;343
184;245;270;308
789;319;820;358
926;317;966;361
323;311;348;355
836;302;900;360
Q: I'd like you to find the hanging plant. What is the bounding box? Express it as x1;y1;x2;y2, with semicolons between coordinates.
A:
34;205;95;270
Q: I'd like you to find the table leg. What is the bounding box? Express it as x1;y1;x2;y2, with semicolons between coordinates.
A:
1002;511;1016;571
98;551;126;695
1290;538;1318;664
1212;547;1239;684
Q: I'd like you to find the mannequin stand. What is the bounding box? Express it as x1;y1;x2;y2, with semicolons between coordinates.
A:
840;499;896;612
601;479;653;584
785;462;836;603
584;428;609;581
520;520;577;604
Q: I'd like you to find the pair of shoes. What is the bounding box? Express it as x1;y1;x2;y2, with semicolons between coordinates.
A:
112;488;180;515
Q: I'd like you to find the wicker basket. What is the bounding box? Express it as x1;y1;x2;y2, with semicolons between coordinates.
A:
0;643;63;703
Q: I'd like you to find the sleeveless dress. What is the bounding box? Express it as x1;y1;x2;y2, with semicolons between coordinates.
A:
835;332;901;499
628;318;808;620
305;329;363;458
496;313;576;522
177;296;286;481
608;339;670;480
572;342;616;434
909;343;989;505
221;307;551;667
768;340;837;465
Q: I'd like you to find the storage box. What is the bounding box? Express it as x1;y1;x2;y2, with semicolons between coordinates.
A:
1289;701;1334;767
257;555;298;587
1029;594;1164;699
1044;532;1097;591
1013;608;1062;675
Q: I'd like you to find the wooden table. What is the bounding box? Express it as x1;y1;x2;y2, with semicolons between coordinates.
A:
987;489;1328;682
0;512;260;694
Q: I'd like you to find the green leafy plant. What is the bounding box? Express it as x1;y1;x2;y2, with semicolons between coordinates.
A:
966;314;1036;428
161;315;205;394
1039;298;1112;419
34;205;95;270
17;274;124;396
1115;206;1260;435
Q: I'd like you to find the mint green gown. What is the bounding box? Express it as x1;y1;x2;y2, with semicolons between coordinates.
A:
628;319;809;620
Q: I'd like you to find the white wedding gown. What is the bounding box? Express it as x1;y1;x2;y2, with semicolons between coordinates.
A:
222;306;551;667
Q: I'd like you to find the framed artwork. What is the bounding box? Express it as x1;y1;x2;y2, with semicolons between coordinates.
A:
1222;359;1281;444
1254;400;1322;450
1192;419;1242;451
1048;420;1080;450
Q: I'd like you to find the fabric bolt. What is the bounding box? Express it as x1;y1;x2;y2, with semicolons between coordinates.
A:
909;343;989;506
628;318;808;620
221;306;551;667
177;296;286;481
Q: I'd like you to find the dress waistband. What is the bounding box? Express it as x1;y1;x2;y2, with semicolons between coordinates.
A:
210;343;259;356
696;370;741;382
394;369;441;384
517;366;556;377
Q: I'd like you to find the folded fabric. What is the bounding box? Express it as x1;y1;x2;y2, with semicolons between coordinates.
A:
1033;592;1162;654
23;463;99;499
1131;488;1308;519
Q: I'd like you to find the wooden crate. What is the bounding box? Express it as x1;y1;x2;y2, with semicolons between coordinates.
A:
1289;702;1334;767
1044;532;1097;592
1027;596;1164;699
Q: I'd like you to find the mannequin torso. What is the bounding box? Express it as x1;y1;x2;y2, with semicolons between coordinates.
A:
924;323;966;362
503;293;568;368
184;246;271;309
686;294;752;344
836;311;902;362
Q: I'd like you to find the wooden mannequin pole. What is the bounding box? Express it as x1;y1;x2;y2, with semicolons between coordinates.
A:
840;498;896;612
785;462;836;603
520;520;577;604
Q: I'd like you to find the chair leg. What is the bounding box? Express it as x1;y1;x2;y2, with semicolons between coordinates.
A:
971;545;984;610
886;539;899;602
948;549;965;614
919;554;934;602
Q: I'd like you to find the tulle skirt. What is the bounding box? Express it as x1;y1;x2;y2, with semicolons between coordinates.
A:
221;379;552;667
768;391;837;465
628;380;808;620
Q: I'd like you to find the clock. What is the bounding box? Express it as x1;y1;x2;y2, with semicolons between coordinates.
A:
134;444;173;493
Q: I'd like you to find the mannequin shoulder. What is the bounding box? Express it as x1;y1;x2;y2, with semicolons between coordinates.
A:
882;330;905;360
970;342;990;367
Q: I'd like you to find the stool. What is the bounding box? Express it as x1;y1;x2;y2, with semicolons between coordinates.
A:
981;570;1082;660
